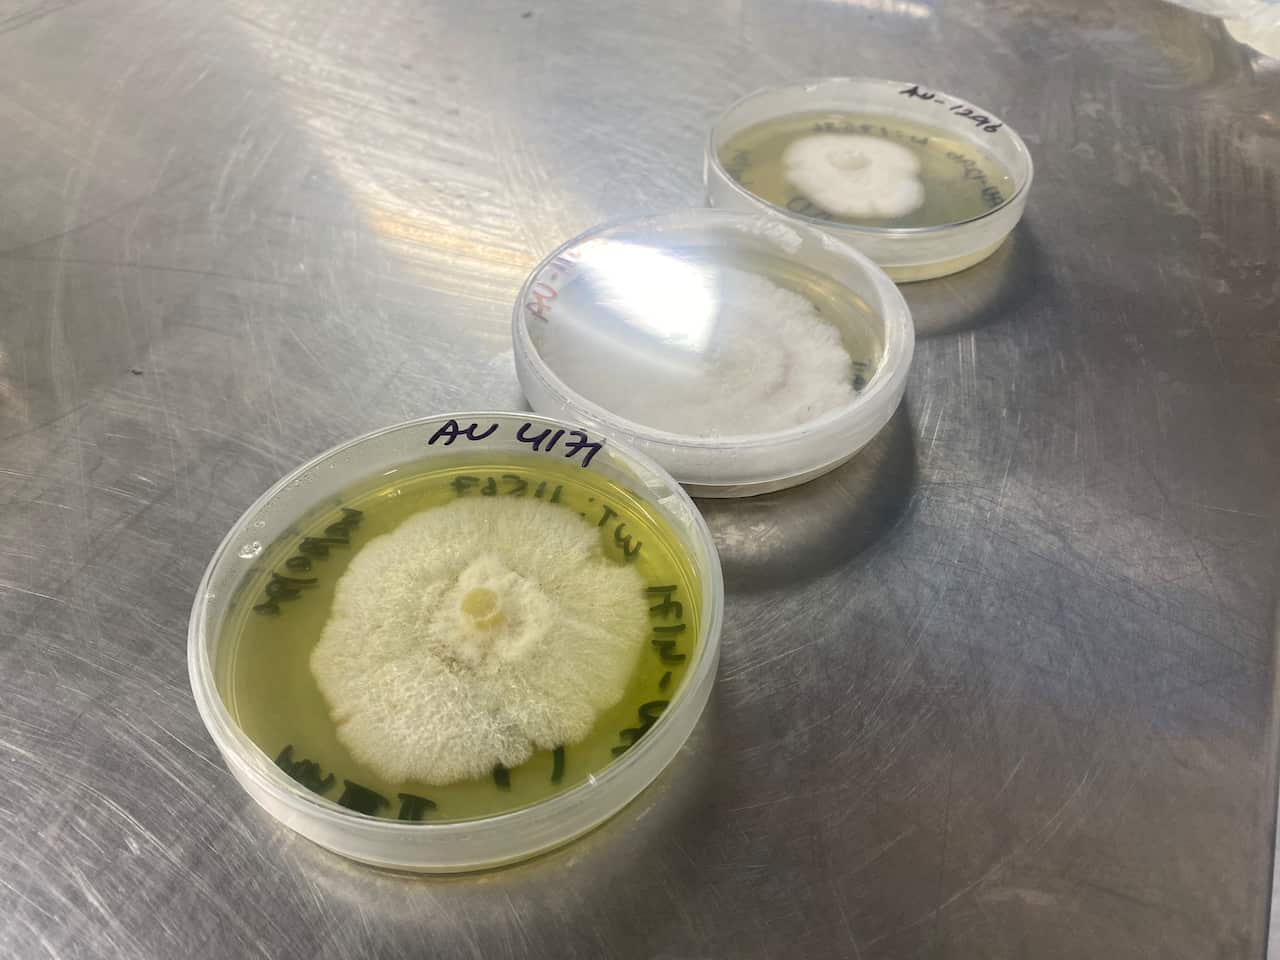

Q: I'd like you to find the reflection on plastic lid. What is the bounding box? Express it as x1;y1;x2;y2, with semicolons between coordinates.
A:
513;210;915;498
575;241;718;355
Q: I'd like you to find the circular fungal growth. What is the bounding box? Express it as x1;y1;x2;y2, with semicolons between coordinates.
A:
310;496;648;785
783;134;925;219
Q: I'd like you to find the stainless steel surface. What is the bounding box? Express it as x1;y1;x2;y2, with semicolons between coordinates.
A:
1;0;1277;957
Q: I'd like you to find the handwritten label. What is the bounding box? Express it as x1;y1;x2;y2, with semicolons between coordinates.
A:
427;419;602;468
852;358;870;391
724;148;752;187
526;280;557;320
945;150;1005;208
647;585;688;665
427;420;499;446
813;118;932;146
786;195;835;222
450;474;642;561
611;586;687;756
275;745;435;820
252;508;362;616
451;474;563;503
523;235;606;321
899;85;1003;134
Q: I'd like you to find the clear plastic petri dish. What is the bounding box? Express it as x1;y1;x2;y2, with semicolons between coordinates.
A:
704;77;1034;282
188;412;723;872
512;209;914;498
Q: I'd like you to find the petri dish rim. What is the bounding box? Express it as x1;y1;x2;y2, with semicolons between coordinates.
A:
188;412;724;866
512;209;913;453
705;76;1035;236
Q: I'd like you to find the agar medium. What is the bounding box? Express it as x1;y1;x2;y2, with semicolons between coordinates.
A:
512;210;914;497
189;413;723;872
705;78;1034;282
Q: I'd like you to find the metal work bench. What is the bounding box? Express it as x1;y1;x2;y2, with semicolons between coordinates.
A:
1;0;1277;956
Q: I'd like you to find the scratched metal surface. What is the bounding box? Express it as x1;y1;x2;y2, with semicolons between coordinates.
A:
1;0;1278;957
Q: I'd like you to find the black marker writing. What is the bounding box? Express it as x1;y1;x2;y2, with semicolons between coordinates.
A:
275;745;335;794
899;85;1003;134
428;419;500;446
254;508;361;616
562;430;602;467
647;584;683;620
613;522;642;560
338;780;389;816
396;793;437;821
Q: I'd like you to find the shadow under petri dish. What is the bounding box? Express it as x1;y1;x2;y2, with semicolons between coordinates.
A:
901;225;1048;338
697;405;917;593
289;694;720;889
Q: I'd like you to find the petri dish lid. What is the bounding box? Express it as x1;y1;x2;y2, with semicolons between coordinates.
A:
188;412;723;872
512;210;914;498
704;77;1034;282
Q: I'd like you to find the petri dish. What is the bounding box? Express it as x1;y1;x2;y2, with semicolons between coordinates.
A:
704;77;1034;282
512;209;914;497
188;412;723;872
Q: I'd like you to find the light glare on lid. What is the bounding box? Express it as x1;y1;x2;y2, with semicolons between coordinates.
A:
576;242;718;355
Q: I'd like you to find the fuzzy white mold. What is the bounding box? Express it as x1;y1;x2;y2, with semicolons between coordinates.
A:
310;496;648;786
783;134;925;219
536;267;856;437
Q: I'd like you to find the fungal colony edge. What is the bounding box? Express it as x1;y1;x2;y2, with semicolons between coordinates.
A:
528;240;886;438
719;110;1016;230
217;454;702;823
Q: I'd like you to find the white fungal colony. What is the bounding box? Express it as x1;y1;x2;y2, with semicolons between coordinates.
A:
782;134;926;219
538;267;857;437
310;496;648;785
